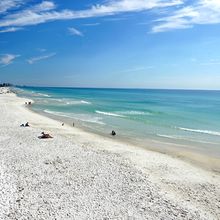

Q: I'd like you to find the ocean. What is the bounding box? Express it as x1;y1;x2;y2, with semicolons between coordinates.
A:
15;87;220;158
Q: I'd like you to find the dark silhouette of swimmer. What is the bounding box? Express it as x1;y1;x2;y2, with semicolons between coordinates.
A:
111;130;116;136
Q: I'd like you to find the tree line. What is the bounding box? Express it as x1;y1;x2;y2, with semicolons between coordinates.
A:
0;83;13;87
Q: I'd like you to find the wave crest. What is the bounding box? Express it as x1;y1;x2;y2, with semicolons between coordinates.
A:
118;110;152;115
44;109;104;125
66;100;91;105
177;127;220;136
31;91;51;97
95;110;125;117
157;134;180;139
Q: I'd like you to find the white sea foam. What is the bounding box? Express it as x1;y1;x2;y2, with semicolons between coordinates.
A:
44;110;105;125
80;100;91;104
42;99;91;105
157;133;219;145
36;98;62;104
41;98;60;102
177;127;220;136
119;110;152;115
66;101;80;105
44;109;67;117
95;110;125;117
66;100;91;105
37;93;51;97
157;134;180;139
31;91;51;97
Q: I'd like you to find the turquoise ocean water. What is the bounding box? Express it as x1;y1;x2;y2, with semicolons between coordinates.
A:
16;87;220;157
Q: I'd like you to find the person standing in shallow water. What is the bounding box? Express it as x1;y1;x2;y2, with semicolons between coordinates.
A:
111;130;116;136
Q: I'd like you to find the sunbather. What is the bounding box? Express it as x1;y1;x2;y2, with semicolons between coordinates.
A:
39;132;53;139
20;122;30;127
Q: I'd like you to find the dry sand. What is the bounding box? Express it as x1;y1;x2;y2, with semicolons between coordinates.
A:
0;87;220;219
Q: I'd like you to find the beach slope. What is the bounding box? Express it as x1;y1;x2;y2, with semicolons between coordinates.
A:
0;88;219;219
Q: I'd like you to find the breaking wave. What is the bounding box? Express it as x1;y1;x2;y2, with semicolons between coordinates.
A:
66;100;91;105
95;110;125;117
31;91;51;97
177;127;220;136
118;110;152;115
44;109;105;125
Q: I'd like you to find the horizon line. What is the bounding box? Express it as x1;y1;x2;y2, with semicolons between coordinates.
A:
16;85;220;91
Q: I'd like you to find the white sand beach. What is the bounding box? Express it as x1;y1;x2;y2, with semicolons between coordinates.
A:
0;87;220;219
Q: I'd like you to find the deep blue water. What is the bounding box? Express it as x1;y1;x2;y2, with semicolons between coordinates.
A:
16;86;220;156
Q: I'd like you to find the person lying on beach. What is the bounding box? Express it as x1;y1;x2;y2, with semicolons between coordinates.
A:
20;122;30;127
38;132;53;139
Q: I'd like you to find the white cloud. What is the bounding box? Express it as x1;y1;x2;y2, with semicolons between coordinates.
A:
103;17;128;22
27;53;56;64
82;23;100;26
0;0;24;14
1;0;219;33
0;53;19;66
120;66;154;73
86;0;183;15
31;1;56;12
0;27;23;33
152;0;220;32
68;27;83;37
0;0;183;28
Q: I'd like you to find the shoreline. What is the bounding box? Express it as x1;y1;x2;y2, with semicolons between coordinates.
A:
26;97;220;173
1;87;220;219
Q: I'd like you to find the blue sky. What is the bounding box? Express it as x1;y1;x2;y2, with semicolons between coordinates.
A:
0;0;220;89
